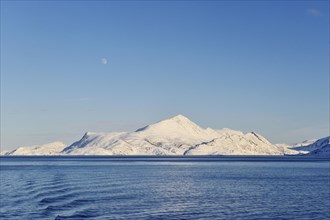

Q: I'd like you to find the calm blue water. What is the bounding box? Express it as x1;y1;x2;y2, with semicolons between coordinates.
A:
0;156;329;219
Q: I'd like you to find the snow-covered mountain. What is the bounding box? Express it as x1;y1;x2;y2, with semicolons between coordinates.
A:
61;115;296;156
4;115;328;156
290;137;330;154
62;115;219;155
273;137;330;156
5;142;66;156
293;137;330;156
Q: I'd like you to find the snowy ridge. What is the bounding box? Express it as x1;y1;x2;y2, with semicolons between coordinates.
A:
5;142;66;156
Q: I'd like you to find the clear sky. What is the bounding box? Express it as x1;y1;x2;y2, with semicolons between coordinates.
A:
1;1;329;150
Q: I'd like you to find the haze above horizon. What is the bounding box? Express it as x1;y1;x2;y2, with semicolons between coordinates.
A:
1;1;329;150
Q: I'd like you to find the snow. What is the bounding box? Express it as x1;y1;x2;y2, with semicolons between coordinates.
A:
0;151;8;156
304;137;330;157
5;142;67;156
275;144;299;155
290;137;330;153
60;115;300;156
5;115;329;156
308;144;330;156
293;139;318;148
275;137;330;156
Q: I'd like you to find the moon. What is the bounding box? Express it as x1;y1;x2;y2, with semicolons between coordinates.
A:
101;58;108;65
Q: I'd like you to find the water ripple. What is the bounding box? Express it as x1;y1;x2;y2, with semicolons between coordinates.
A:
1;157;329;219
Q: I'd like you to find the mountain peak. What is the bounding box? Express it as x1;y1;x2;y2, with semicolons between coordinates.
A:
136;114;194;132
171;114;188;119
135;114;214;139
136;115;218;141
167;114;193;124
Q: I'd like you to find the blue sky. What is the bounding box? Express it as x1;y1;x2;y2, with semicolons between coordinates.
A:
1;1;329;150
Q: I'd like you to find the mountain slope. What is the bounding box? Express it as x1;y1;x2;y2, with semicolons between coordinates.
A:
5;142;67;156
291;137;330;153
184;132;295;155
308;144;330;156
299;137;330;156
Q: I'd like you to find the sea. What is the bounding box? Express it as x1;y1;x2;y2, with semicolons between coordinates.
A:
0;156;329;220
